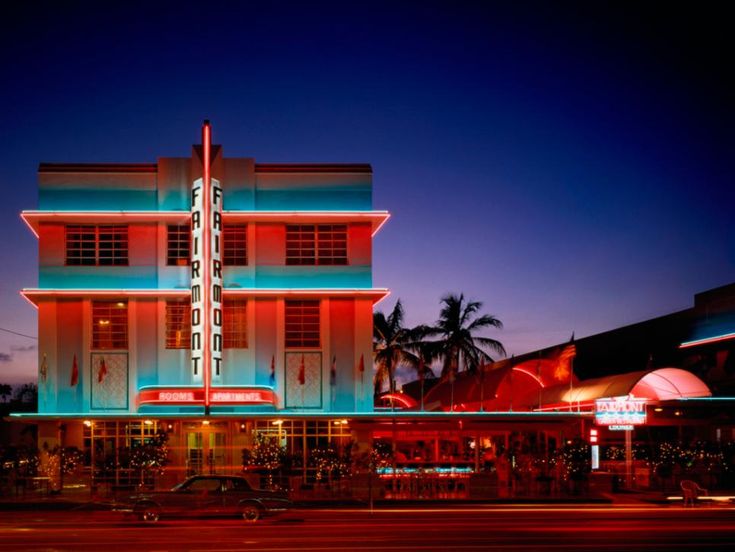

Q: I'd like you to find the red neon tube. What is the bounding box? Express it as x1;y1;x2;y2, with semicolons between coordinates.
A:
202;121;212;410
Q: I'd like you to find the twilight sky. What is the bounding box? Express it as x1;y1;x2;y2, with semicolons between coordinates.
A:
0;1;733;384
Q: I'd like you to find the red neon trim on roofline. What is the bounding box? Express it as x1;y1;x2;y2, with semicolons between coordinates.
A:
679;332;735;349
20;288;390;305
20;210;390;236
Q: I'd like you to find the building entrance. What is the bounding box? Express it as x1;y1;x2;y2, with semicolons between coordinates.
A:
185;426;227;475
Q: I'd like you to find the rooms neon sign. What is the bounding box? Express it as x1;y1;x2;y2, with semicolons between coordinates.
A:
138;387;277;406
595;397;647;426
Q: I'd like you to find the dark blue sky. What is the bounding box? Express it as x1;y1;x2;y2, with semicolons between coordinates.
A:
1;1;733;383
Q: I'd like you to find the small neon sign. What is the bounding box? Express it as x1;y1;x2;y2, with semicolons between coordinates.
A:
595;397;646;426
138;387;276;406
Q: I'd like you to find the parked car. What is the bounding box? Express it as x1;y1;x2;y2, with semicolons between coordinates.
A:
116;475;291;523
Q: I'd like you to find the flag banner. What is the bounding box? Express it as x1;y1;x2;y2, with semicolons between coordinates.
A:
40;353;48;383
269;355;276;387
70;354;79;387
285;352;321;408
553;343;576;382
330;355;337;387
98;358;108;383
91;353;128;410
298;354;306;385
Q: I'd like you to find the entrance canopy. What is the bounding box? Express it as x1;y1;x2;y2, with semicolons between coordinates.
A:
415;366;711;412
536;367;711;410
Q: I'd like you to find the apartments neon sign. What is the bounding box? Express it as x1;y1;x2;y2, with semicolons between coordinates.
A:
595;397;647;427
191;121;223;411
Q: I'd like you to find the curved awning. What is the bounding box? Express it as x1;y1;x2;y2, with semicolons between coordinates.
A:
537;367;711;409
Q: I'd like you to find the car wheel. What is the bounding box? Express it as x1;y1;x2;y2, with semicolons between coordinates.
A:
241;503;261;522
139;505;160;524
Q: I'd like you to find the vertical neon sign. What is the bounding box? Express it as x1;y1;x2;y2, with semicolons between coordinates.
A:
191;121;223;413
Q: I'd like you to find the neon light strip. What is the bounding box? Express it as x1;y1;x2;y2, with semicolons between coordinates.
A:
512;366;545;387
677;397;735;401
10;410;593;420
679;332;735;348
20;210;390;236
202;121;212;409
137;386;277;406
380;393;418;408
21;288;390;305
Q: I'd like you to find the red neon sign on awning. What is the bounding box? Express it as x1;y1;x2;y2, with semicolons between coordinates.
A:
138;387;277;406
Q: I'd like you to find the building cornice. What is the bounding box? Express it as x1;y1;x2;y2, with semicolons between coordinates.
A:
20;287;391;307
21;210;390;238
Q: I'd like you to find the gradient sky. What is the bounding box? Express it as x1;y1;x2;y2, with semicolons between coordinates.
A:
0;1;733;384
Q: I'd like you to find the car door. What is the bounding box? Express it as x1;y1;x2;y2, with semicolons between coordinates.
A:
185;476;225;517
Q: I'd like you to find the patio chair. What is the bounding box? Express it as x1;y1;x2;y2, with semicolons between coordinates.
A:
680;480;707;506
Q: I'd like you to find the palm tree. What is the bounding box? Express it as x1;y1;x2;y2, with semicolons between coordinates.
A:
372;300;421;397
425;293;506;381
0;383;12;403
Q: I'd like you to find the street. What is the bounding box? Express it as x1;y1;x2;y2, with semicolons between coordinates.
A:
1;505;734;551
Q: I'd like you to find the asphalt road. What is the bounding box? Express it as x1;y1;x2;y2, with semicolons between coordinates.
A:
1;505;734;551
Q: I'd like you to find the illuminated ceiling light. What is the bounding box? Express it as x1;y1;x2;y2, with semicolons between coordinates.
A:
272;419;284;426
143;419;153;426
98;319;110;325
83;420;92;427
202;420;210;426
674;410;682;416
654;407;663;412
240;423;246;429
116;302;125;308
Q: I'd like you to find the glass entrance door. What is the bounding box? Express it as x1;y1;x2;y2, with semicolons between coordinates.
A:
186;432;204;476
186;429;227;475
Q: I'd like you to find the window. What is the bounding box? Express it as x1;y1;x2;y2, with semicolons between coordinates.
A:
66;225;128;266
223;224;248;265
166;300;191;349
92;301;128;350
315;224;348;265
286;224;347;265
223;299;248;348
285;300;320;348
167;224;190;266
